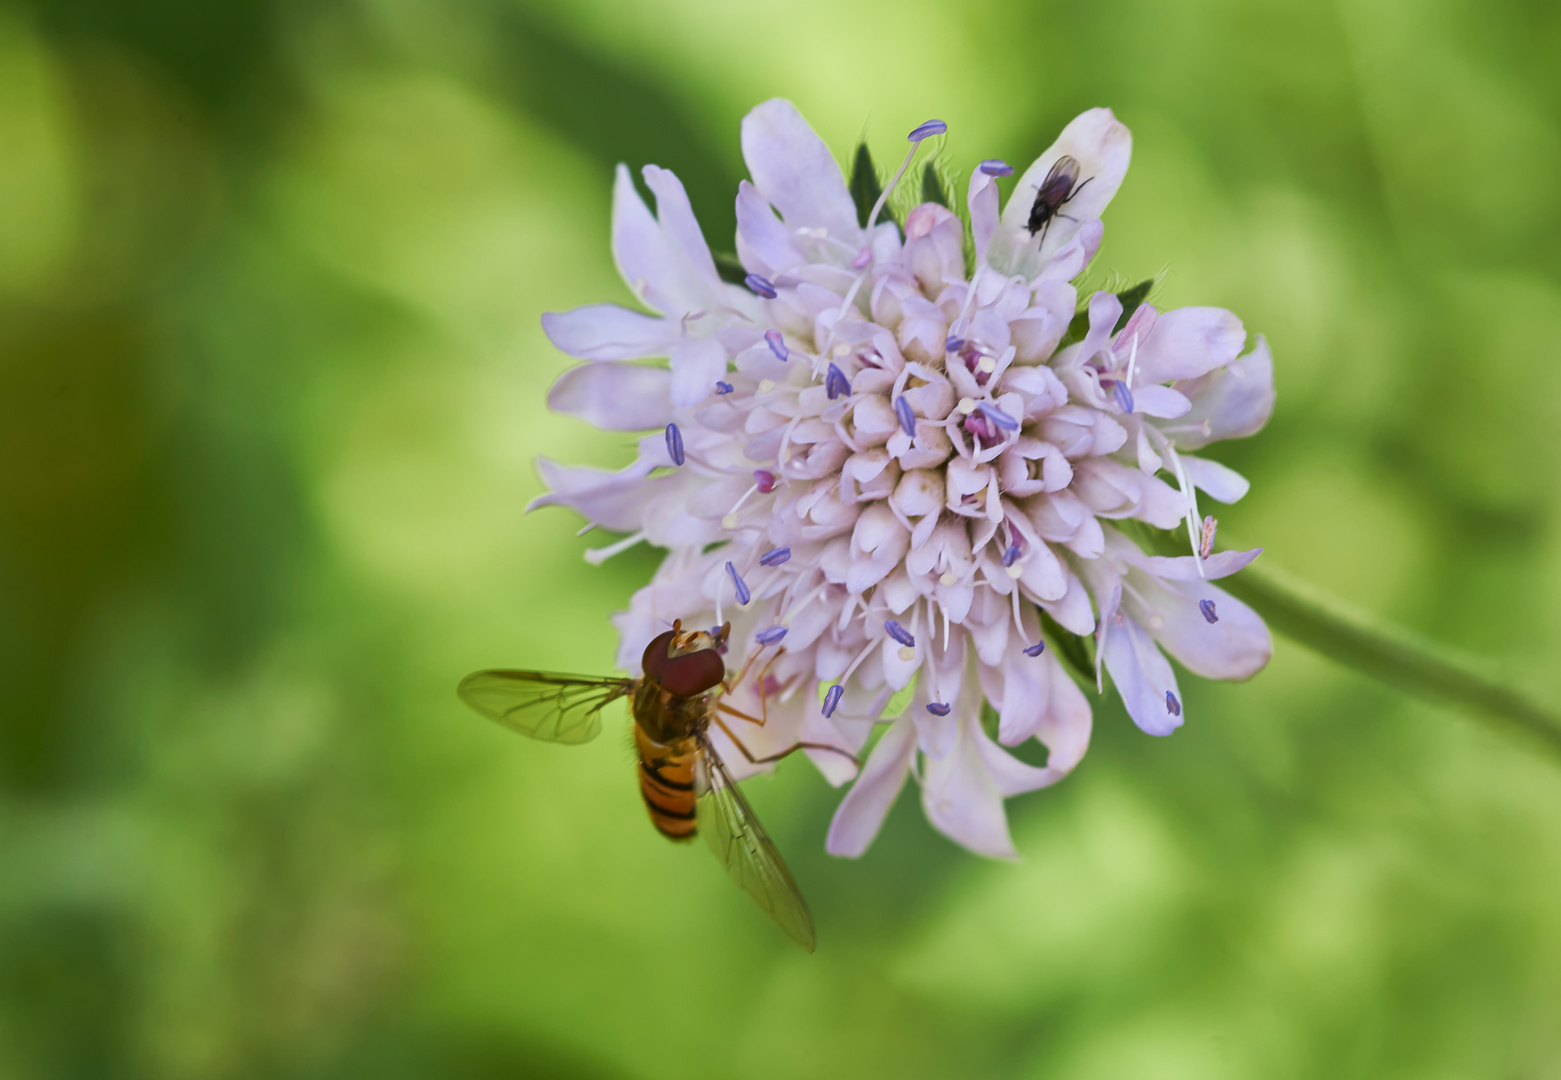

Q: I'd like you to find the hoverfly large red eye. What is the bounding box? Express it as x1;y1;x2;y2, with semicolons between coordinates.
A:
658;650;726;697
641;630;677;682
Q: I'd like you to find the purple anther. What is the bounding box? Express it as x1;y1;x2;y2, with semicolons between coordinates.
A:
1199;599;1219;624
822;684;844;719
978;159;1013;177
1001;543;1021;568
744;273;777;299
884;620;915;648
908;119;948;142
1023;641;1046;657
964;411;998;444
944;337;966;352
1165;691;1181;716
825;363;851;400
755;625;788;646
894;396;917;438
977;400;1020;431
925;702;952;716
715;381;734;395
1112;381;1135;414
764;329;789;361
852;247;872;270
665;423;685;466
753;469;778;494
725;561;751;605
759;546;791;567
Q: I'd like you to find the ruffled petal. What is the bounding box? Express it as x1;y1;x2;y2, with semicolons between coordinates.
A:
740;99;861;244
826;718;916;857
547;361;674;431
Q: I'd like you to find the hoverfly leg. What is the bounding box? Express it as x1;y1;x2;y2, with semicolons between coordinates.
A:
752;647;788;728
716;700;766;727
725;646;766;700
711;714;860;768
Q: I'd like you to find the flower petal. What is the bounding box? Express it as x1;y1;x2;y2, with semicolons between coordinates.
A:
922;713;1016;858
640;164;720;283
669;335;729;408
548;361;673;431
968;168;1001;267
1169;336;1276;450
613;164;710;316
1134;546;1262;581
1148;581;1272;681
1001;108;1133;265
541;304;681;361
1101;613;1183;736
1131;385;1191;419
741;99;861;244
735;179;804;278
1177;453;1250;503
529;457;664;533
826;718;916;857
1133;307;1246;385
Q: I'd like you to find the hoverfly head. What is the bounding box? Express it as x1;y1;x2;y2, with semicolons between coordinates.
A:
642;622;727;698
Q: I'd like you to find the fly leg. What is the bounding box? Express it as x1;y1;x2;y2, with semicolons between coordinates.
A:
750;647;788;728
722;642;772;697
712;713;859;768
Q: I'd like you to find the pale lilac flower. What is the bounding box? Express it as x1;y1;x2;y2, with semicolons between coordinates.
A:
531;99;1275;859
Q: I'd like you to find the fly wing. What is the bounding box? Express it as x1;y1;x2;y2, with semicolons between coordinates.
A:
695;735;816;951
457;670;634;745
1045;154;1081;190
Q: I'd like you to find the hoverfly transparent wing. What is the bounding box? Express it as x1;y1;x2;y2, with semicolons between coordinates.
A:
457;670;634;745
695;735;816;951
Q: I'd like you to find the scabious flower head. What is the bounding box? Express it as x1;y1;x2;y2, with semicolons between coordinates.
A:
533;100;1276;859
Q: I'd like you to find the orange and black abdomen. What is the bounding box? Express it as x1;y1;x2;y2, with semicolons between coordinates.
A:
634;724;699;841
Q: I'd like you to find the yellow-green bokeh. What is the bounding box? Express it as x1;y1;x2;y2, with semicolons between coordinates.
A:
1;0;1559;1077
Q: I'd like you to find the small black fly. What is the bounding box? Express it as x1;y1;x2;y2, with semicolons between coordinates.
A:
1026;155;1092;243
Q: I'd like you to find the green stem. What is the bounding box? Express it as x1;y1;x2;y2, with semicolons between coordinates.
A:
1220;560;1561;756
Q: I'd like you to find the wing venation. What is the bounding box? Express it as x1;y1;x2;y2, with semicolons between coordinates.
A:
696;736;816;951
458;670;634;745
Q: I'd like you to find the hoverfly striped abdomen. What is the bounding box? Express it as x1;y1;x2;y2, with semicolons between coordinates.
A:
634;726;700;840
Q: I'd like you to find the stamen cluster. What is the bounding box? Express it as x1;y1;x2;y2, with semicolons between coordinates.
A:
535;100;1275;857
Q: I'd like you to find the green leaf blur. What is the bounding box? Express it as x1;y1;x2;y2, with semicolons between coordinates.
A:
0;0;1559;1077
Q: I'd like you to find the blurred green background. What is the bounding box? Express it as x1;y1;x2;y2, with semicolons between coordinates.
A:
2;0;1560;1076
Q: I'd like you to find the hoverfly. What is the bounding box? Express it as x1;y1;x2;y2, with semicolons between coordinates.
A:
1026;154;1092;244
457;620;854;951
